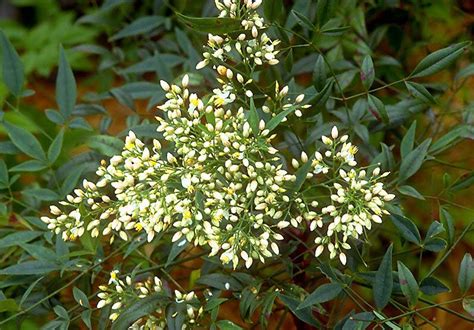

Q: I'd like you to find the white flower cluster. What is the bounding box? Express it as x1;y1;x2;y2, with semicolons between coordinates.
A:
97;271;202;328
300;127;395;265
197;0;279;71
41;0;396;272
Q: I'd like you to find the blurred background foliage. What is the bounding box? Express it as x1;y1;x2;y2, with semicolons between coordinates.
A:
0;0;473;328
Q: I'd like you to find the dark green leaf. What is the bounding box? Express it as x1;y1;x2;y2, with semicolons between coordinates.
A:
56;45;77;118
397;185;424;200
342;311;374;330
23;188;60;201
54;305;69;320
458;253;474;294
313;55;327;91
264;0;283;22
298;282;343;309
87;135;124;156
439;207;455;246
73;287;90;308
397;261;419;307
361;55;375;89
0;30;24;96
423;237;447;252
425;221;444;239
3;122;46;161
9;160;48;172
0;260;59;275
390;214;421;245
110;16;166;41
292;10;314;30
367;94;389;123
112;294;163;330
278;294;321;327
110;88;135;111
19;276;44;308
401;121;416;159
455;63;474;80
266;106;296;132
176;12;241;34
292;155;313;192
405;81;436;104
373;244;393;310
410;41;471;78
0;159;8;186
398;138;431;182
0;231;42;249
48;129;64;164
429;125;470;155
450;172;474;192
420;277;450;295
165;238;188;268
316;0;336;27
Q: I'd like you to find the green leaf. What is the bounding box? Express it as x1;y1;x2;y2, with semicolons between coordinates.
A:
373;244;393;310
87;135;124;156
462;297;474;317
110;88;135;111
397;261;419;307
54;305;69;320
425;221;445;239
110;16;166;41
292;10;314;30
216;320;244;330
278;294;321;327
9;160;48;172
458;253;474;294
111;294;164;330
410;41;471;78
316;0;336;27
23;188;60;201
397;185;424;200
361;55;375;90
423;237;446;252
0;231;42;249
0;260;59;275
20;243;58;261
165;238;188;268
0;30;24;96
56;45;77;119
367;94;389;123
3;122;46;161
292;155;313;192
248;98;259;136
0;159;9;186
439;207;455;246
266;106;296;132
429;125;470;155
81;309;92;329
313;55;327;91
342;311;374;330
73;287;90;308
450;171;474;192
0;299;19;312
176;12;241;34
419;277;450;296
390;214;421;245
455;63;474;80
298;282;343;309
398;138;431;182
264;0;283;22
405;81;436;104
48;129;64;164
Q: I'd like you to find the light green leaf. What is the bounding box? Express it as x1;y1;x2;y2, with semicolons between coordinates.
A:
397;261;419;307
247;98;259;136
216;320;244;330
0;231;42;249
56;45;77;118
410;41;471;78
0;30;24;96
373;244;393;310
0;299;19;312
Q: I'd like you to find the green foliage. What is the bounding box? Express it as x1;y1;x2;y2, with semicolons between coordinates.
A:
0;0;473;328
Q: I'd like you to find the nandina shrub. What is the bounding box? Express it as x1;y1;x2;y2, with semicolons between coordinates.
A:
0;0;473;329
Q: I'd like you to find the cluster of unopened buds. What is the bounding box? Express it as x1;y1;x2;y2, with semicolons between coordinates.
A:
97;271;202;327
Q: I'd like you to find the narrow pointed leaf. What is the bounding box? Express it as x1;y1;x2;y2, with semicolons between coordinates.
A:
3;122;46;161
398;138;431;182
298;282;343;309
0;30;24;96
458;253;474;294
361;55;375;89
390;214;421;245
373;244;393;309
397;261;419;307
56;46;77;118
